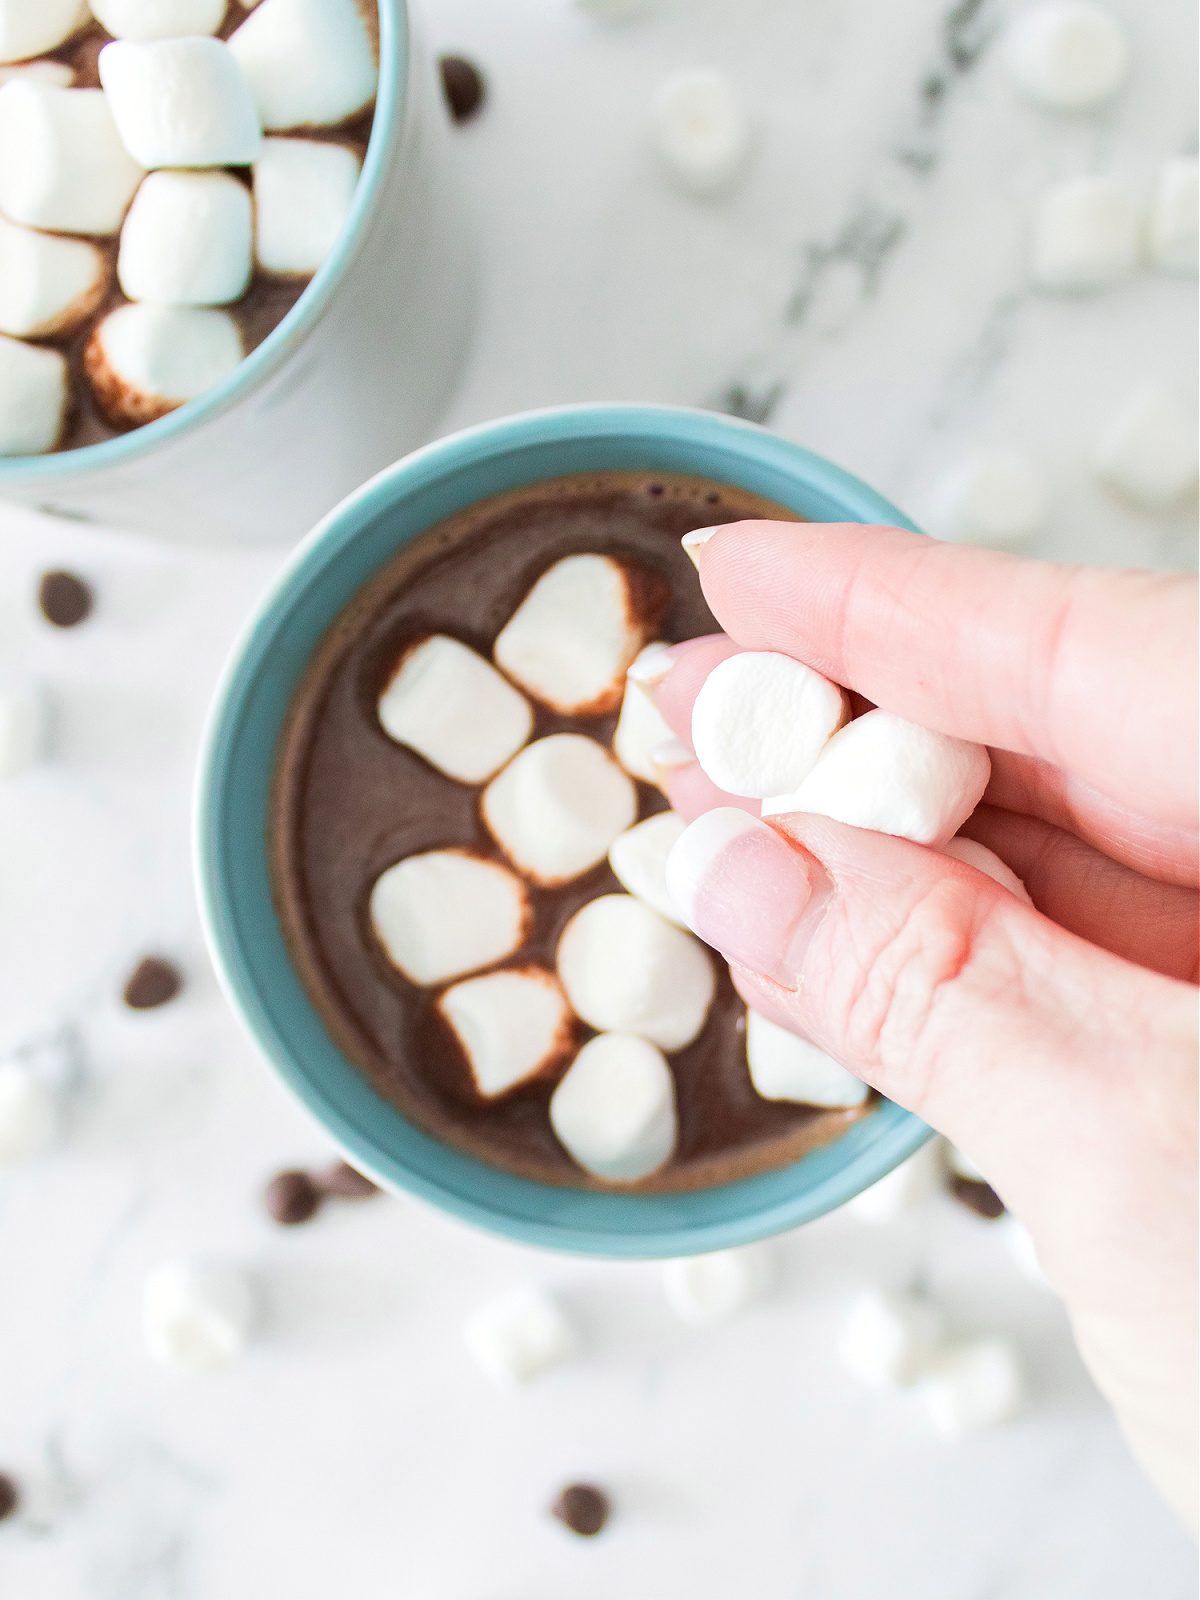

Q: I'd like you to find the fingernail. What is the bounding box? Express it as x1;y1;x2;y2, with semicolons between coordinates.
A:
665;808;831;987
649;737;693;772
681;526;722;570
626;640;677;689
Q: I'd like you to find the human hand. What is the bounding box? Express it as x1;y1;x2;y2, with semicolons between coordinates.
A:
644;519;1198;1527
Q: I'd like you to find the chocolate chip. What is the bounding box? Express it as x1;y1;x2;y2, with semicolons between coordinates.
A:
317;1160;378;1199
123;956;183;1010
551;1484;610;1537
265;1169;322;1225
38;570;92;628
439;56;485;123
950;1176;1006;1219
0;1472;18;1521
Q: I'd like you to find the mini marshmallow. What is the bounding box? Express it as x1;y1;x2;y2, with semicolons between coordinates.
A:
91;0;228;39
549;1032;677;1182
761;709;990;848
378;634;532;785
556;894;714;1051
464;1284;575;1386
920;1337;1026;1436
608;811;687;925
1029;174;1141;292
143;1258;257;1371
0;1059;59;1164
0;678;49;776
439;968;574;1098
1004;1;1128;111
494;553;666;715
745;1009;869;1108
0;62;75;87
1148;156;1198;274
0;0;88;63
927;452;1047;548
0;81;145;234
613;643;676;782
1094;383;1199;509
252;136;360;274
1003;1218;1052;1288
663;1246;770;1325
944;1141;984;1181
118;169;252;306
99;37;263;168
0;215;107;338
839;1290;946;1389
85;302;243;428
846;1141;941;1222
483;734;637;886
941;836;1034;906
369;849;529;987
229;0;378;130
651;68;750;197
0;334;68;456
692;651;848;799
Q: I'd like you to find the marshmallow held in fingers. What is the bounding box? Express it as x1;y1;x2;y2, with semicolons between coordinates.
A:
90;0;228;40
1004;1;1128;111
549;1032;677;1182
691;650;848;798
378;634;532;784
613;643;676;782
1094;384;1199;510
253;136;360;274
84;303;243;428
557;894;714;1050
229;0;379;130
99;38;263;168
0;0;88;63
927;452;1047;548
608;811;687;925
1030;174;1141;292
663;1246;770;1325
494;554;668;715
369;850;529;987
745;1009;869;1108
760;709;991;848
839;1290;946;1389
0;678;49;776
0;1059;60;1163
0;216;108;338
118;170;252;306
438;968;575;1099
483;735;636;886
1148;156;1198;274
941;836;1034;906
143;1259;257;1371
651;68;750;196
464;1284;576;1386
0;335;68;456
920;1338;1026;1436
0;82;145;234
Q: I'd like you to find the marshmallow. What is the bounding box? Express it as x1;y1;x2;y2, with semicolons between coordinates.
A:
495;554;666;716
608;811;687;925
0;81;145;234
0;0;88;63
90;0;228;40
1004;1;1128;111
944;1141;984;1181
0;1059;59;1164
84;302;243;428
483;734;637;886
663;1246;770;1325
549;1032;677;1182
927;452;1047;547
0;678;49;776
1094;383;1199;509
745;1009;869;1108
1029;174;1141;292
1003;1217;1052;1288
369;850;529;987
143;1259;257;1371
118;169;252;306
920;1337;1026;1436
651;68;751;197
464;1284;575;1386
941;836;1034;906
613;643;676;782
229;0;378;130
1148;156;1198;274
253;136;360;275
439;968;574;1098
839;1290;946;1389
0;334;68;456
846;1141;941;1222
762;709;990;847
0;215;108;338
692;651;848;799
556;894;714;1051
0;62;75;87
99;37;263;168
378;635;532;785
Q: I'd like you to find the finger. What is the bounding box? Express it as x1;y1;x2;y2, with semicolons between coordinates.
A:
662;760;760;825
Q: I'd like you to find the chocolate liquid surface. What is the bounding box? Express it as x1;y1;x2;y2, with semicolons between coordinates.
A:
271;471;873;1191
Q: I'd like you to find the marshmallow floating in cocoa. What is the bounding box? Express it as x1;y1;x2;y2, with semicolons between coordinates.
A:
118;169;252;306
1030;174;1141;292
143;1258;257;1371
483;734;637;886
0;81;145;235
0;678;48;777
439;967;575;1099
0;61;76;88
99;37;263;169
549;1032;677;1182
556;894;714;1050
941;836;1034;905
229;0;379;131
378;634;533;785
663;1246;770;1325
607;810;686;926
253;136;361;275
1094;383;1199;510
464;1283;576;1386
651;68;750;196
0;0;88;64
920;1337;1026;1435
745;1009;869;1108
369;849;529;987
91;0;229;40
1004;1;1128;111
494;553;668;716
839;1289;946;1389
0;214;108;338
927;451;1047;548
691;650;849;799
0;334;68;456
84;302;243;428
613;643;676;782
1148;156;1198;274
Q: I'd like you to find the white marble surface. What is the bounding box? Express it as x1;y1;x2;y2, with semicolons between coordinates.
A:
0;0;1196;1595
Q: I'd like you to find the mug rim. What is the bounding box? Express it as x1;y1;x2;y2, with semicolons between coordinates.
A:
195;403;932;1258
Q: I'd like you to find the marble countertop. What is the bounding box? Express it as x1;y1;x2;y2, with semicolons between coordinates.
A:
0;0;1195;1596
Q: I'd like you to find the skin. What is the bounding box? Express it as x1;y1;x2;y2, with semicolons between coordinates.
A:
649;521;1198;1528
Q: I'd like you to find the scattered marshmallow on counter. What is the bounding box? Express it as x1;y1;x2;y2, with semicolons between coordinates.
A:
118;169;252;306
613;643;676;782
99;37;263;169
143;1259;258;1372
745;1010;869;1108
0;335;68;456
1029;174;1141;292
464;1284;576;1386
229;0;379;131
691;651;849;799
557;894;715;1050
1148;156;1199;274
370;849;529;987
0;0;88;64
608;811;687;926
926;451;1047;547
663;1246;770;1325
651;68;750;197
378;634;532;785
0;678;49;777
1094;384;1199;509
483;735;637;886
439;968;575;1099
0;1058;60;1164
549;1032;677;1182
839;1290;946;1389
1004;1;1128;111
941;836;1034;906
0;215;108;338
253;136;361;275
920;1337;1026;1436
846;1140;941;1222
91;0;229;40
84;302;243;428
0;81;145;234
